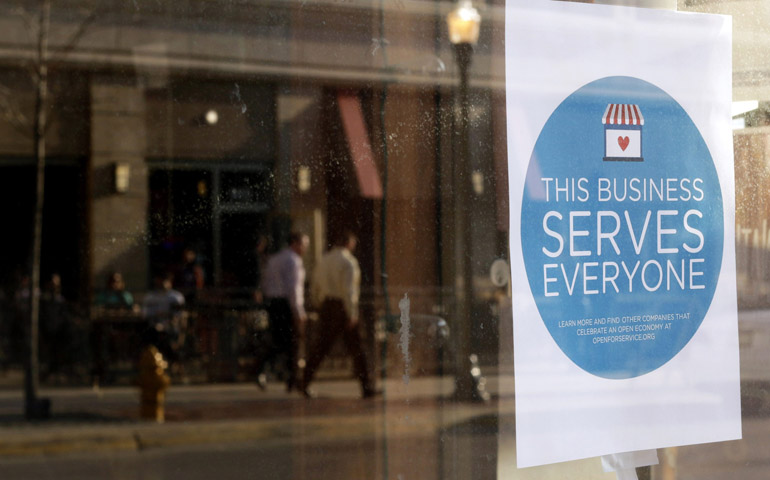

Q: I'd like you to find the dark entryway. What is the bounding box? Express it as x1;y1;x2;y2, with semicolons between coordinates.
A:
0;163;86;302
148;165;272;295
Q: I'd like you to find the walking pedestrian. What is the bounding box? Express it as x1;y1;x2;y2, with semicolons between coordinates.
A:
254;232;309;391
302;231;379;399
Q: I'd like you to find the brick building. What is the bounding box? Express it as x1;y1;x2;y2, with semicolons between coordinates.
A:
0;0;509;374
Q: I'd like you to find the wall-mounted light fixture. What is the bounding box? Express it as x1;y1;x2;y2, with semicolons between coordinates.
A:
114;163;130;194
732;101;759;131
298;166;311;192
197;180;208;197
732;100;759;117
472;170;484;195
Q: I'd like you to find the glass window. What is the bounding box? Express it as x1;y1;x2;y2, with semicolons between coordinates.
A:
0;0;765;478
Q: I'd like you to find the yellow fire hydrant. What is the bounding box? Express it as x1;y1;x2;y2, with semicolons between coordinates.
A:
137;346;170;423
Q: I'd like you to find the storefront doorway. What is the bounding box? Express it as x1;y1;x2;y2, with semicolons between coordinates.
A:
148;164;272;297
0;163;86;301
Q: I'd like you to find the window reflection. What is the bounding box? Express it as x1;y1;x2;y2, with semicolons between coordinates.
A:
0;0;767;478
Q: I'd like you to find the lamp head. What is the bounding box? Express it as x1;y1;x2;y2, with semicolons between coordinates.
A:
447;0;481;45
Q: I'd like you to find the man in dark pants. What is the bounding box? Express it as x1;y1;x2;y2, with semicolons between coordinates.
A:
255;232;309;392
302;231;379;399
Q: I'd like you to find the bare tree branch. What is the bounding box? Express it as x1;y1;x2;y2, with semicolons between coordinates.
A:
55;9;98;58
0;84;32;137
0;2;102;140
10;5;37;44
6;5;42;82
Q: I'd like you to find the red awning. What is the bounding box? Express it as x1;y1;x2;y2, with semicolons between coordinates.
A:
337;93;383;199
602;104;644;126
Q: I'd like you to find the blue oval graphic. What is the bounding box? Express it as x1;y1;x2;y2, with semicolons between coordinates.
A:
521;76;723;379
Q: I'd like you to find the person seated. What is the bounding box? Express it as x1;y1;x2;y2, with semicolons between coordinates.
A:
142;273;187;369
95;272;135;311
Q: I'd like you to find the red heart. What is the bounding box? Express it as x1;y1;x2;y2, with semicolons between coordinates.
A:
618;136;630;151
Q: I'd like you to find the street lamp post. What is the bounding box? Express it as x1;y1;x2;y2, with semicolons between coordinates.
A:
447;0;488;403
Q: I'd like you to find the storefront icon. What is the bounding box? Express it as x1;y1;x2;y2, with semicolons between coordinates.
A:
602;103;644;162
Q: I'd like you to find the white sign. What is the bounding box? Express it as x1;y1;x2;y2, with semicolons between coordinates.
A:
506;1;741;468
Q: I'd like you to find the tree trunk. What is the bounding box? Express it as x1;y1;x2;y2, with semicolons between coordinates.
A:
25;0;50;420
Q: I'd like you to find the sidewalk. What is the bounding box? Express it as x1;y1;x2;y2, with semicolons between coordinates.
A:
0;373;515;457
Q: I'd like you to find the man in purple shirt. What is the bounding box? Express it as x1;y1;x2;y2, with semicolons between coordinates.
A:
255;232;309;392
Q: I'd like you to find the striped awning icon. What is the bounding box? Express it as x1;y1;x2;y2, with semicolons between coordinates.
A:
602;104;644;126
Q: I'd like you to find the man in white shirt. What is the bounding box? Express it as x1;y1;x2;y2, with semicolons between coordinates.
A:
255;232;309;392
302;231;378;398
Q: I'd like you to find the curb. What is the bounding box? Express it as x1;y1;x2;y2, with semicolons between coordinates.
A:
0;428;140;456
